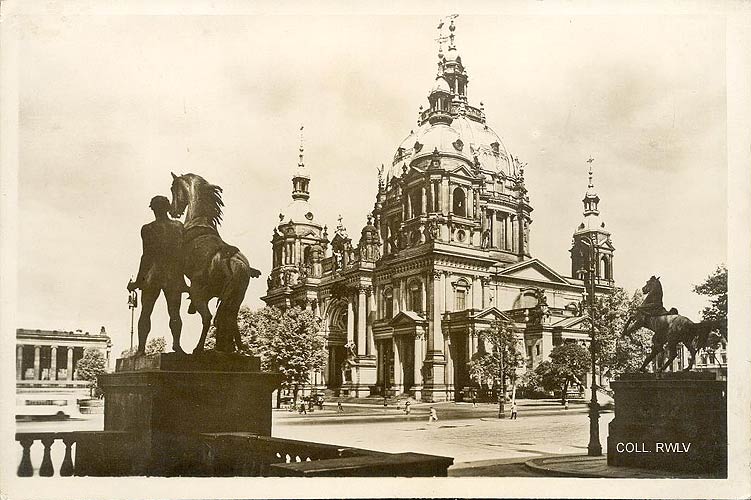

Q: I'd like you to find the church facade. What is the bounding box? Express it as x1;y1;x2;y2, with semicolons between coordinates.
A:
262;19;615;402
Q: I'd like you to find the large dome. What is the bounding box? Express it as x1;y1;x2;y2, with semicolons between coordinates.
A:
388;114;513;183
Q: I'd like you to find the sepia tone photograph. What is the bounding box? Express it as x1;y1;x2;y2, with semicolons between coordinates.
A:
1;1;750;498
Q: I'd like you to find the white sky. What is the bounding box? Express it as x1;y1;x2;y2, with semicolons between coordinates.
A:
15;11;727;358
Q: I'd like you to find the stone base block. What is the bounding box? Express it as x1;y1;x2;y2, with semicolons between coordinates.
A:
607;372;726;476
78;352;282;476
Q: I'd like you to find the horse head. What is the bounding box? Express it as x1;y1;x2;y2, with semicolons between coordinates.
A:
642;275;661;295
169;172;190;219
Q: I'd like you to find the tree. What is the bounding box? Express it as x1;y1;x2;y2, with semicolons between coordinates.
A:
76;348;107;397
535;343;590;405
693;264;727;334
120;336;167;357
237;306;327;407
467;320;524;417
593;288;653;377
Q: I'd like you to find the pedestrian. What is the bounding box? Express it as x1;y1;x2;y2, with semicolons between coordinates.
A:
299;401;307;415
428;406;438;423
564;400;569;410
404;400;411;415
471;392;477;408
337;401;344;413
511;401;518;420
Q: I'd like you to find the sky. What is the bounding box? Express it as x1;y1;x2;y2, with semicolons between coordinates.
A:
13;10;727;358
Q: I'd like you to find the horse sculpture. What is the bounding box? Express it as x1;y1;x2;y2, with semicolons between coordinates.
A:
169;173;261;353
623;276;724;372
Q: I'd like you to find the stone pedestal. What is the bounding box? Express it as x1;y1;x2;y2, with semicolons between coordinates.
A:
607;372;726;476
422;353;447;402
75;352;282;476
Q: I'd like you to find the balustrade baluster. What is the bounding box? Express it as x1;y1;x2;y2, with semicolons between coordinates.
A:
60;437;75;476
18;439;34;477
39;437;55;476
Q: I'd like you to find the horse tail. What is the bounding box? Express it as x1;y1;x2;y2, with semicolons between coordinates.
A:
214;252;251;352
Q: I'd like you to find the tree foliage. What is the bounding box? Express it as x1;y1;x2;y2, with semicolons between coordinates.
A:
593;288;653;377
120;336;167;357
76;348;107;397
467;320;524;392
534;342;590;404
693;265;727;331
236;306;327;400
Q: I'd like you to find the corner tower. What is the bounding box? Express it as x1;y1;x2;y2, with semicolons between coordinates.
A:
570;159;615;283
264;128;328;309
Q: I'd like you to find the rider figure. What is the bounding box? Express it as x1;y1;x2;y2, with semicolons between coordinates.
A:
127;195;189;355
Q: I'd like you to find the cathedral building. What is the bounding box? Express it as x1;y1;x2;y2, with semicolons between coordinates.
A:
262;19;615;402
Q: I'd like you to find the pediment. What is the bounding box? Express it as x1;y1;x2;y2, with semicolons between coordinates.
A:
450;164;475;178
551;315;590;331
389;310;427;327
474;307;514;322
497;259;571;285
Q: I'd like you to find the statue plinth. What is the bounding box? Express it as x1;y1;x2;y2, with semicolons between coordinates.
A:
607;372;726;476
75;351;282;476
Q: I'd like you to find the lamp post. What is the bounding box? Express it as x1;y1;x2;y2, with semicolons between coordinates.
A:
498;344;506;419
580;234;602;457
127;279;138;351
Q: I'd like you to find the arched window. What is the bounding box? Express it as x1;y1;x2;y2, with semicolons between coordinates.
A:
410;189;422;217
453;187;466;217
407;280;423;314
303;246;312;267
453;278;470;311
600;256;611;280
383;287;394;319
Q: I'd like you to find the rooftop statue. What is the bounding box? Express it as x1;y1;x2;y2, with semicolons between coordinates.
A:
623;276;725;372
169;173;261;353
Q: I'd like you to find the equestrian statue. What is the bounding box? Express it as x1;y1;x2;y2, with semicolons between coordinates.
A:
169;173;261;353
622;276;726;372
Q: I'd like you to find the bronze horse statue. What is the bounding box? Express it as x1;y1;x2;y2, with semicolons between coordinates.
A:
623;276;723;372
169;173;261;353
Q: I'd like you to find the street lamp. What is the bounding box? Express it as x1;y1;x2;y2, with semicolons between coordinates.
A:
127;278;138;351
580;234;602;457
498;344;506;419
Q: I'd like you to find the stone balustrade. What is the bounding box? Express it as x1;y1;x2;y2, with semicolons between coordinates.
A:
15;432;78;477
17;431;452;477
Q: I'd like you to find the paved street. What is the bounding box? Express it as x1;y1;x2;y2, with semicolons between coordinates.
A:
271;399;614;475
14;399;614;477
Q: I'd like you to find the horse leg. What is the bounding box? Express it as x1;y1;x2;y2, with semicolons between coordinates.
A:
684;343;697;371
658;344;678;372
639;342;662;372
192;297;213;354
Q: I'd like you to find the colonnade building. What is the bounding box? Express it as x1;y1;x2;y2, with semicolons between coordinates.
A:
262;20;615;402
16;327;112;396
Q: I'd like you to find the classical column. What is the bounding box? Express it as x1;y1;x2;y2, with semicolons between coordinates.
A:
357;287;367;355
16;345;23;380
444;335;453;394
448;184;454;214
33;345;41;380
471;277;482;309
366;288;375;356
504;215;511;250
50;346;58;381
421;185;427;214
441;178;449;215
393;337;402;390
393;282;401;315
67;347;74;380
511;215;519;254
346;298;355;345
414;333;424;390
430;271;442;352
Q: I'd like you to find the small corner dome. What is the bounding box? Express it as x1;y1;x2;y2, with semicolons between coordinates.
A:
431;76;451;94
279;199;319;226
